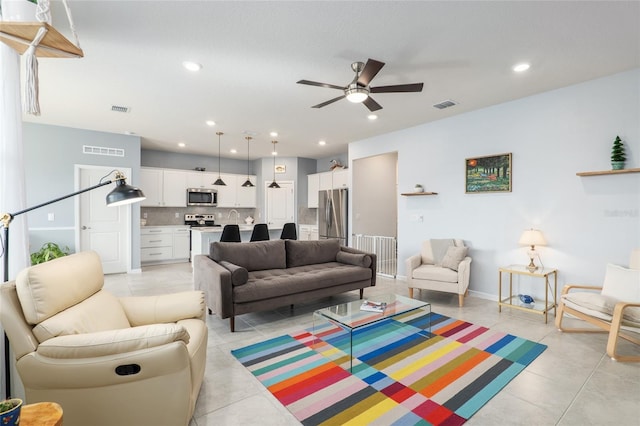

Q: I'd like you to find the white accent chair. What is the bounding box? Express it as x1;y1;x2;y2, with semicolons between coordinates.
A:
556;249;640;362
406;239;472;307
1;251;208;425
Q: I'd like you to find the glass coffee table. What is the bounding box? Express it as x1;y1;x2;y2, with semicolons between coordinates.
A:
312;293;431;371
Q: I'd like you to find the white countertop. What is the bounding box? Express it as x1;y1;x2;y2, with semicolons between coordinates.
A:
141;225;190;229
191;225;282;232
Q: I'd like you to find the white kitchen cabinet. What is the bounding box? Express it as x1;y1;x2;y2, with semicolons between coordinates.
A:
141;226;190;264
172;227;190;260
186;171;218;189
299;225;319;241
318;172;333;191
216;173;257;208
140;168;187;207
307;174;319;208
332;169;349;188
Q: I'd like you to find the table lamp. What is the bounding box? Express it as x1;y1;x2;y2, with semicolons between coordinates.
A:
518;228;546;271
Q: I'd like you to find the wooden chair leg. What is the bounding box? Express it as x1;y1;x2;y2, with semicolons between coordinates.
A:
230;316;235;332
408;288;414;299
458;294;464;307
607;305;640;362
359;289;364;299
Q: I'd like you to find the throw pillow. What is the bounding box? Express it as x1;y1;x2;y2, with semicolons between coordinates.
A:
219;261;249;286
601;263;640;302
440;246;468;271
336;251;372;268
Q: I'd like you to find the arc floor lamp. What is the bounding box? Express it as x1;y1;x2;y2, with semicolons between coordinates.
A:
1;169;145;398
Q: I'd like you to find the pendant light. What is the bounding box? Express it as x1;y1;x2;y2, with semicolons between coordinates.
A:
213;131;226;186
241;136;255;187
268;140;280;189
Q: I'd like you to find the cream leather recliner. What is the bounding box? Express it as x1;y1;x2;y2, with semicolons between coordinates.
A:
406;239;472;307
1;251;207;426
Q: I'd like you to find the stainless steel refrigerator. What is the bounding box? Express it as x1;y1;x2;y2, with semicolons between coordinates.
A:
319;188;348;245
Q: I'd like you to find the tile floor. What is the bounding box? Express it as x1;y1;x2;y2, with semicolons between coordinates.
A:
104;262;640;426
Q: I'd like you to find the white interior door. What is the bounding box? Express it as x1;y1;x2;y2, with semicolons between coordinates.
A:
77;166;130;274
265;181;294;228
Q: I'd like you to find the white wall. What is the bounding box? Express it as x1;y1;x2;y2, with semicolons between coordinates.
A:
350;69;639;299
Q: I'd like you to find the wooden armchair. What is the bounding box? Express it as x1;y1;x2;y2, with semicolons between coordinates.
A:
555;249;640;362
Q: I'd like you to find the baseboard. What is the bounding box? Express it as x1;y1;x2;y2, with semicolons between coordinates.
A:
128;268;142;274
468;289;496;301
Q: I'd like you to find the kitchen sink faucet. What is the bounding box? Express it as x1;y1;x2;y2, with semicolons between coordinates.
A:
228;209;239;225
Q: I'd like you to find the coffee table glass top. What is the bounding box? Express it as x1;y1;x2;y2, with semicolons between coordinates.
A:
315;293;429;329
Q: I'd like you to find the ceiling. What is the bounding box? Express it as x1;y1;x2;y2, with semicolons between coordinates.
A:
20;1;640;160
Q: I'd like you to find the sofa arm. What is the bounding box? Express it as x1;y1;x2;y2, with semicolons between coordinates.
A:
36;323;189;359
406;254;421;279
457;256;472;294
194;254;234;319
340;246;377;286
119;291;206;326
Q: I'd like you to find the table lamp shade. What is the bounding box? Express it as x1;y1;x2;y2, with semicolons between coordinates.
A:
518;229;546;248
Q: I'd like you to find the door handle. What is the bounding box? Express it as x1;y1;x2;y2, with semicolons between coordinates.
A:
81;226;91;230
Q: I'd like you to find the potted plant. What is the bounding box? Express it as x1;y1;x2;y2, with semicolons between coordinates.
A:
414;184;424;193
611;135;626;170
0;398;22;426
30;242;70;265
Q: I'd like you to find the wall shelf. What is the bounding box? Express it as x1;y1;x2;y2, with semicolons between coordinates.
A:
400;192;438;196
576;168;640;177
0;22;83;58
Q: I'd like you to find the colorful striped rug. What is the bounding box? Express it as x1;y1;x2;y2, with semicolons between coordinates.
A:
231;310;546;425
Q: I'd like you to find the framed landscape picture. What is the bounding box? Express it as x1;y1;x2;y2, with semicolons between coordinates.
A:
465;153;512;193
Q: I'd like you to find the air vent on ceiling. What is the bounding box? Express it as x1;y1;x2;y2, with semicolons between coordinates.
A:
83;145;125;157
111;105;130;113
433;99;458;110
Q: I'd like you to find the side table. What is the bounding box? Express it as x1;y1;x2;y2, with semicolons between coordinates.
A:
498;265;558;323
21;402;63;426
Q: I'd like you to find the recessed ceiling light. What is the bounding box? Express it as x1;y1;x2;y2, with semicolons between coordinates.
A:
513;63;530;73
230;149;237;154
183;61;202;71
178;142;186;148
206;120;216;126
270;131;278;137
367;114;378;121
318;140;326;146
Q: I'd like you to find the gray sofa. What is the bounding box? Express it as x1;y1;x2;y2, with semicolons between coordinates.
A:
194;239;376;331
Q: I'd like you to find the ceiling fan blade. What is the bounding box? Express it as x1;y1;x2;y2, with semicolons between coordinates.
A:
357;59;385;86
370;83;424;93
363;96;382;112
312;95;346;108
297;80;345;91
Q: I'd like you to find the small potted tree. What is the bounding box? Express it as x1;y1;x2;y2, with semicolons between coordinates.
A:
611;135;626;170
0;398;22;426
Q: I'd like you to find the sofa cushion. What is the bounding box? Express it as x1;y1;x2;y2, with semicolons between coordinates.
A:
285;239;340;267
37;323;189;359
412;264;459;283
233;262;372;303
210;240;286;271
219;261;249;286
16;250;104;325
441;246;468;271
336;251;372;268
562;292;640;326
32;290;131;343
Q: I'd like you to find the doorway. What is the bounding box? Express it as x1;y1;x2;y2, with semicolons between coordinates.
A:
75;165;131;274
265;181;295;228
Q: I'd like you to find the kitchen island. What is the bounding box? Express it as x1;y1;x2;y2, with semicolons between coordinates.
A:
191;225;284;262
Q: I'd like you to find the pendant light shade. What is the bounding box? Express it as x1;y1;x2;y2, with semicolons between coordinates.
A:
213;131;226;186
241;136;255;187
269;140;281;189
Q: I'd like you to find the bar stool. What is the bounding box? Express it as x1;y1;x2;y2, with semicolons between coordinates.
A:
250;223;270;242
220;224;241;242
280;222;297;240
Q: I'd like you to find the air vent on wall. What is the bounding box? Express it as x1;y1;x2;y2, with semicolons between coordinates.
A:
111;105;130;113
83;145;124;157
433;99;458;110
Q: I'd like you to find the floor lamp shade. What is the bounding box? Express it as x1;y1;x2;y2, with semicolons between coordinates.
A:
106;175;145;206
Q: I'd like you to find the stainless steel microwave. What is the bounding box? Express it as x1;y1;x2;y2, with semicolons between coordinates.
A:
186;188;217;206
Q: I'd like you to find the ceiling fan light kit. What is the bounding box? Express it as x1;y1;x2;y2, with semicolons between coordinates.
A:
297;58;423;112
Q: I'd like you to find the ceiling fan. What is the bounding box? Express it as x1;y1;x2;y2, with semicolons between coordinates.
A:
297;58;423;112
